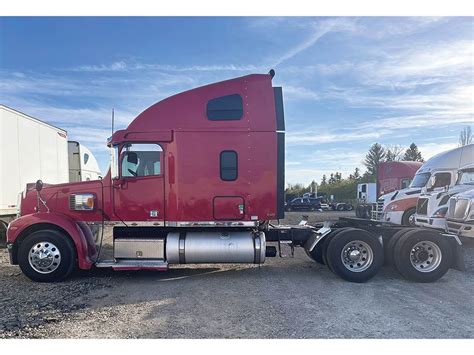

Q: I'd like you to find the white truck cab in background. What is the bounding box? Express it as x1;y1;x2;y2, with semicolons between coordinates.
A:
446;188;474;239
357;183;377;204
416;163;474;230
376;144;474;226
68;141;102;182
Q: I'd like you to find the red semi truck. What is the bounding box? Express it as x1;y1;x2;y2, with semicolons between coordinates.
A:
5;72;464;283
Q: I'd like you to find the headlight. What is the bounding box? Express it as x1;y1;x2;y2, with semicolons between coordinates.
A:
389;204;398;211
432;206;448;218
69;194;95;211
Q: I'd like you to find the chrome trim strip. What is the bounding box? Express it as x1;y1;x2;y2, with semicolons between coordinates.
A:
165;221;259;227
97;220;258;228
103;221;165;227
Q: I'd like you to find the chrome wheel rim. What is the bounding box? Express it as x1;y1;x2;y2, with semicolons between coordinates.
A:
408;213;416;226
410;241;442;272
29;242;61;274
340;240;374;272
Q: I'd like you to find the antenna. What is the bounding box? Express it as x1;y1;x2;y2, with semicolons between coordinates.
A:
111;108;115;136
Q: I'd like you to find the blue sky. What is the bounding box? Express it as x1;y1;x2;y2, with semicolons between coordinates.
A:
0;17;472;184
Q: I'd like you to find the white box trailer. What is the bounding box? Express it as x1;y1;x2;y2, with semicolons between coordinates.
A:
0;105;69;218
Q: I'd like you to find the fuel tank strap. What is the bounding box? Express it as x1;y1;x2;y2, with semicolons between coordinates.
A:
179;231;186;264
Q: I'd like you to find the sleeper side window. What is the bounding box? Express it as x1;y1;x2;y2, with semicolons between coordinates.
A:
207;94;243;121
121;143;162;178
220;150;238;181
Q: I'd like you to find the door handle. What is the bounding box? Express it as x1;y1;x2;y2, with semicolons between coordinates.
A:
113;178;126;189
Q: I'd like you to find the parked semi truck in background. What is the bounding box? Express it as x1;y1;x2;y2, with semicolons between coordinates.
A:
373;144;474;226
415;163;474;230
68;141;103;182
356;161;422;219
446;188;474;239
0;105;102;233
4;72;464;284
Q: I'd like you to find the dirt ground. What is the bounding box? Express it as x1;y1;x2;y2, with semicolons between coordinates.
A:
1;210;473;339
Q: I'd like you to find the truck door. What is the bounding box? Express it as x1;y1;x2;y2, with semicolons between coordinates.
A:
113;143;165;224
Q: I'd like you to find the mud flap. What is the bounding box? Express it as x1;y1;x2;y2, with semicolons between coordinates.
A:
444;234;465;272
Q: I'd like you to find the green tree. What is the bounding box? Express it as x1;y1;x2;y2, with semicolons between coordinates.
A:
354;167;361;180
363;143;386;177
321;174;327;186
385;145;404;161
403;143;424;162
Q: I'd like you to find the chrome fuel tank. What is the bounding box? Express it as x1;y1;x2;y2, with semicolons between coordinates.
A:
166;231;265;264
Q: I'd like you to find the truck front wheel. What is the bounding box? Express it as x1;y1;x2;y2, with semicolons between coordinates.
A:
0;220;7;248
402;208;416;226
393;229;452;283
18;229;76;282
325;228;384;283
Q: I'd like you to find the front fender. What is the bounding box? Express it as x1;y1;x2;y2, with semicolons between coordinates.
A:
7;213;97;269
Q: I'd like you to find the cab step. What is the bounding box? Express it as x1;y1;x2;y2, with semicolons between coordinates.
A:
95;259;168;271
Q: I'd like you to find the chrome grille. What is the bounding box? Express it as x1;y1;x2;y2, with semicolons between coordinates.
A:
447;198;456;218
447;198;470;220
371;200;385;221
416;198;428;215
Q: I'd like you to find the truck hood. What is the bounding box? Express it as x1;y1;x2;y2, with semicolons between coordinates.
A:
380;186;421;203
20;179;104;216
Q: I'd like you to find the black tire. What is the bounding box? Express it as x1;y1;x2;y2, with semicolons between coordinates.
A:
0;220;8;248
322;228;358;269
345;204;354;211
402;208;416;226
336;204;345;211
384;228;417;266
393;229;452;283
326;228;384;283
355;205;366;218
306;228;347;265
18;229;76;282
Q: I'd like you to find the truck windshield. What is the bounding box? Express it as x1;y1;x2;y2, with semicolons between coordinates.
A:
410;172;431;188
456;169;474;185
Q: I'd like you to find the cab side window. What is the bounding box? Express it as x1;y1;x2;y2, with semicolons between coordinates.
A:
121;143;162;178
401;178;410;189
432;172;451;188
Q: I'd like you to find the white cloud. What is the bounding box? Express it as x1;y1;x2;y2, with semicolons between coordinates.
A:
71;61;261;73
417;142;460;161
284;85;320;101
272;18;358;67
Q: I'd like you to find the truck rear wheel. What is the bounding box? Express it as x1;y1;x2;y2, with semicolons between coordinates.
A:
306;228;348;265
384;228;417;266
393;229;452;283
18;229;76;282
325;228;384;283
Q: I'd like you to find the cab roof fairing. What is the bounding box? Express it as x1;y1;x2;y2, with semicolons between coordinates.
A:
106;73;276;149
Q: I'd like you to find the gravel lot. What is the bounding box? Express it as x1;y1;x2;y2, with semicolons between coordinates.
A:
1;210;473;339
